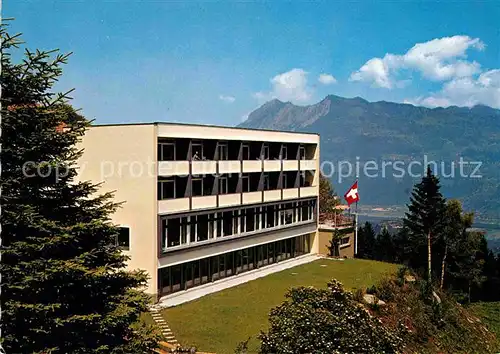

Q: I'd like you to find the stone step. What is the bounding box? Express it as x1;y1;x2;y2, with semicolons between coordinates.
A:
150;311;177;344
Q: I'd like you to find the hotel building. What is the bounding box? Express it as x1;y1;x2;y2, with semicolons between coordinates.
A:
76;123;320;299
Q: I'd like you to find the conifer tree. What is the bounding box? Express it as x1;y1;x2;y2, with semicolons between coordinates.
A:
0;25;160;353
357;221;376;259
375;227;395;262
403;166;446;280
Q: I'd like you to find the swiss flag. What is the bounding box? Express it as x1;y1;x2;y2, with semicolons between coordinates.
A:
344;181;359;206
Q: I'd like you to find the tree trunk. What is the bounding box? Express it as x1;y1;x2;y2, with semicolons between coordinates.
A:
427;231;432;281
440;244;448;289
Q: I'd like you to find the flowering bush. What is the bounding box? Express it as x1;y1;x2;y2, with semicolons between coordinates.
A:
259;280;404;353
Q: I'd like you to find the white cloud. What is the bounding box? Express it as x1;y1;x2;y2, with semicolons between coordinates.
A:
350;35;485;88
350;57;395;88
404;96;452;108
219;94;235;103
406;69;500;109
254;68;313;103
318;73;337;85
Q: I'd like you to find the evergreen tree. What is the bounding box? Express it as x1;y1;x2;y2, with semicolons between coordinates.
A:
375;227;395;262
0;26;160;353
392;227;412;265
403;166;446;280
477;243;499;301
439;199;473;289
357;221;376;259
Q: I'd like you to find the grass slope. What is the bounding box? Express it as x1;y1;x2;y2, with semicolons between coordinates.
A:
469;302;500;350
162;258;398;354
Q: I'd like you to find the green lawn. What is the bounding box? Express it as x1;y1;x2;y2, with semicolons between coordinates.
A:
162;258;398;354
468;301;500;349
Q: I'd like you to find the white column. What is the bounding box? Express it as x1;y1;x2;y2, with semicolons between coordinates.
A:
186;216;191;245
164;219;168;249
255;208;258;230
237;210;241;234
213;213;217;239
194;215;197;242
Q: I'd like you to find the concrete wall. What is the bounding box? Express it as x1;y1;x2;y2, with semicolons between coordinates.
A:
76;125;158;294
317;229;355;258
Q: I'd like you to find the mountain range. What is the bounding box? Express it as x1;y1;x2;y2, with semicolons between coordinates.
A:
239;95;500;222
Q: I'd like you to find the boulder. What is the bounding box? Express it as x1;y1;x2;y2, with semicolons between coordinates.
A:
363;294;386;306
404;275;416;282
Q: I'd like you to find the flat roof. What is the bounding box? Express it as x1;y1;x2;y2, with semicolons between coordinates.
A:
90;121;320;137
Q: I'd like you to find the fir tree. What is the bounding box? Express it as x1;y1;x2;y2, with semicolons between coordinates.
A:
357;221;376;259
0;25;161;353
403;166;446;280
375;227;395;262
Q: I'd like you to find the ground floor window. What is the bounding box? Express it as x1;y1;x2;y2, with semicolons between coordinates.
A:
158;233;312;296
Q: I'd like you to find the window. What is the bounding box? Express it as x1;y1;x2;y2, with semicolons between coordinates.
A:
281;174;288;189
266;205;275;227
279;207;285;226
301;201;309;221
218;143;228;160
162;217;190;248
219;176;228;194
117;227;130;250
240;210;246;233
233;210;239;234
242;144;250;160
192;178;203;196
223;211;232;236
180;217;189;244
158;179;175;200
299;171;306;187
192;142;203;160
242;175;250;193
216;213;223;237
262;144;270;160
299;146;306;160
285;204;294;225
166;218;181;247
281;145;288;160
263;173;270;190
158;143;175;161
246;208;255;232
197;214;209;241
341;236;350;246
190;216;197;243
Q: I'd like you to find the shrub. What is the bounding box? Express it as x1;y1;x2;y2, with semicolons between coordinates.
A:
259;279;404;353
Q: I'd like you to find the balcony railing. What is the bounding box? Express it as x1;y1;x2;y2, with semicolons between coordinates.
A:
157;159;317;177
319;213;354;228
158;188;319;215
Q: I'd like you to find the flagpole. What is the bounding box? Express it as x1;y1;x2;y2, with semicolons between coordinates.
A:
354;177;359;256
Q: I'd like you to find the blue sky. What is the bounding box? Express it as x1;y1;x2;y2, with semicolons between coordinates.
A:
7;0;500;126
